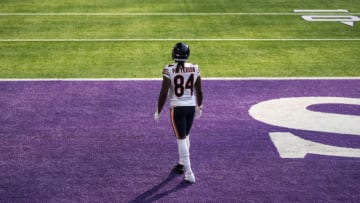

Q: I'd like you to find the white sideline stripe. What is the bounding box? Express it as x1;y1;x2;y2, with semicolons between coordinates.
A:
0;77;360;82
1;38;360;42
0;12;345;16
1;13;359;16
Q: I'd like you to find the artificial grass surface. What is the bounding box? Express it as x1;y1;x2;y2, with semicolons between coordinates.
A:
0;0;359;78
1;0;359;13
1;41;359;78
1;15;360;39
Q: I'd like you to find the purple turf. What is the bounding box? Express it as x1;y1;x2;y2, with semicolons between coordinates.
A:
0;80;359;202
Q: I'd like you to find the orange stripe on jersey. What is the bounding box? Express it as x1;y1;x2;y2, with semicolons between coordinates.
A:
170;108;180;139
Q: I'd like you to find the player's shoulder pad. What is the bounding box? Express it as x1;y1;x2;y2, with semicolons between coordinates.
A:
192;64;200;72
162;64;172;78
188;63;198;68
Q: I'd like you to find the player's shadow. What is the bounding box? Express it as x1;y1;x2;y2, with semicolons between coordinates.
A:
129;170;191;203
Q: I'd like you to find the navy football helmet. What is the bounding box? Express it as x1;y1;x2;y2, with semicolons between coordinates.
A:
172;42;190;62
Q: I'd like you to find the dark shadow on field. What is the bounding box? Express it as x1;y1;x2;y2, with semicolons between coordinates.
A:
129;170;191;203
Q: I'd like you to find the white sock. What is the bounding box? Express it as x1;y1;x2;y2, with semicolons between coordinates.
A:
177;139;192;173
185;135;190;150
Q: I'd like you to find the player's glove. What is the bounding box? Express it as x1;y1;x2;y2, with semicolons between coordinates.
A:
154;110;161;121
195;105;203;119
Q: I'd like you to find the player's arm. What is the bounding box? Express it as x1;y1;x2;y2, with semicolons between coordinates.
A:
194;75;203;119
157;76;171;114
195;76;203;107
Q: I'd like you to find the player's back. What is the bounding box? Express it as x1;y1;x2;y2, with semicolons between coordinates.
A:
163;62;200;107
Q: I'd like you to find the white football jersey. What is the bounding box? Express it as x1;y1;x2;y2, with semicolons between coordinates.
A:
162;63;200;107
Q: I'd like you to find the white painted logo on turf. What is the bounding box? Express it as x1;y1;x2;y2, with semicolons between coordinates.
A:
294;9;360;27
249;97;360;158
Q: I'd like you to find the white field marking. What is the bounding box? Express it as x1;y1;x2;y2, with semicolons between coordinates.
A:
0;78;162;82
204;77;360;80
1;38;360;42
1;77;360;82
1;12;359;16
293;9;349;13
270;132;360;158
302;15;360;22
0;12;326;16
250;97;360;136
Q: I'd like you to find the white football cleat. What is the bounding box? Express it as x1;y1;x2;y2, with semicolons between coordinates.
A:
184;171;195;183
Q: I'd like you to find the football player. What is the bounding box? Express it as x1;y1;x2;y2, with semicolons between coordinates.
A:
154;42;203;183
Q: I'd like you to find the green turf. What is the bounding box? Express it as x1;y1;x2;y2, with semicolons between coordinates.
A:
1;15;360;39
1;41;359;78
0;0;360;78
1;0;359;13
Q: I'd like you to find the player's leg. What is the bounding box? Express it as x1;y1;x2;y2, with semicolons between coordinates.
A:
170;107;187;174
170;107;195;183
185;136;190;150
185;106;195;150
170;107;187;140
183;106;196;183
